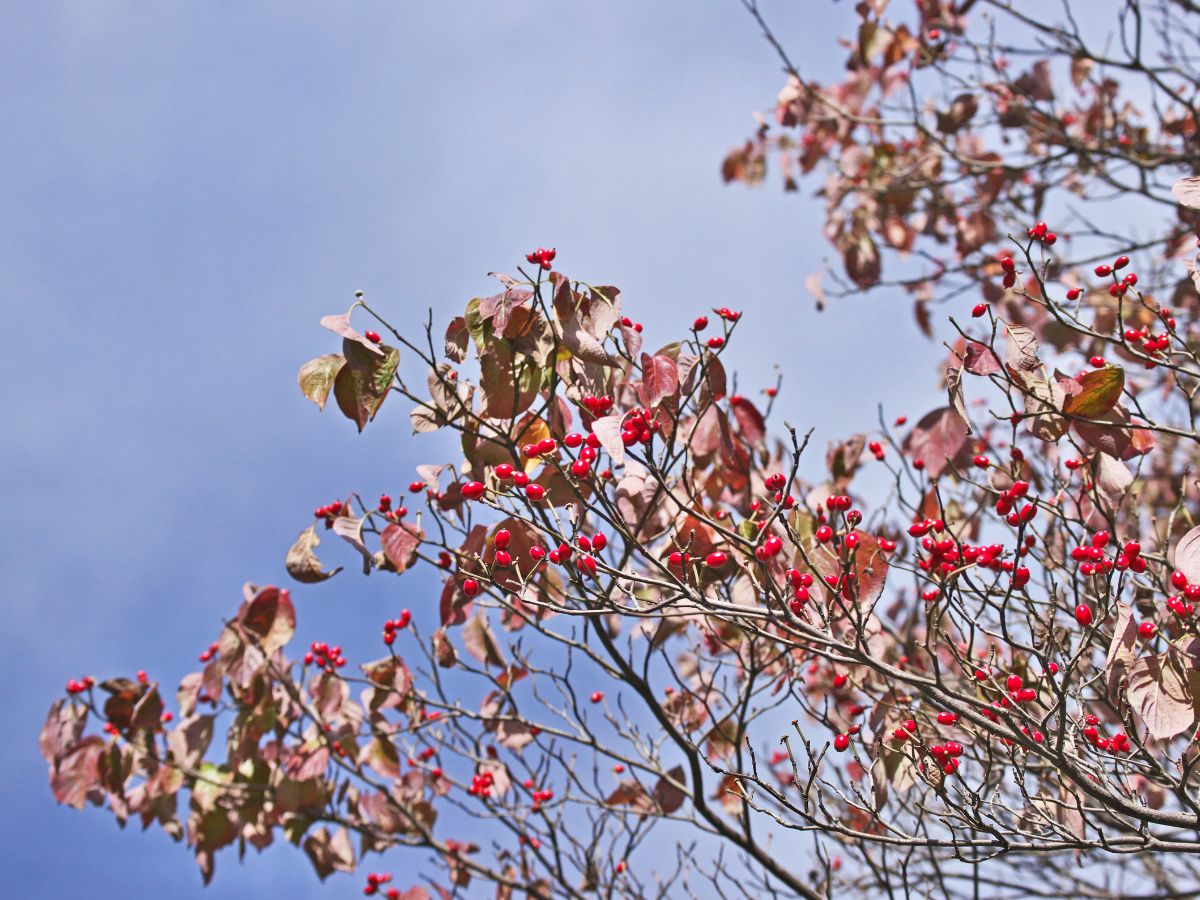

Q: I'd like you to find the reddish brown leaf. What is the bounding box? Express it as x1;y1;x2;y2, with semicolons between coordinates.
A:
240;586;295;654
334;339;401;432
730;396;766;448
381;522;423;574
640;353;679;408
902;406;969;479
652;765;687;814
286;525;342;584
463;613;507;668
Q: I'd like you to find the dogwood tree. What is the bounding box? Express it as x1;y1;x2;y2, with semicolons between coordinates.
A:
43;1;1200;896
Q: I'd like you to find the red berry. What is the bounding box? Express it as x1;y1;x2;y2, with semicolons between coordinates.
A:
461;481;486;501
833;734;850;752
1138;621;1156;639
971;303;987;318
364;330;382;344
705;551;728;569
1075;604;1094;626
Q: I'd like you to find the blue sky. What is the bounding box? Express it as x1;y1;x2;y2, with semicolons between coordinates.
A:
1;2;939;895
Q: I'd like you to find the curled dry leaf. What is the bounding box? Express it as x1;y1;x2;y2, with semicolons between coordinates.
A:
297;354;346;411
286;524;342;583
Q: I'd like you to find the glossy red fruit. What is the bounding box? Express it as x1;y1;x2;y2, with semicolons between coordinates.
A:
936;711;958;725
693;316;708;331
833;734;850;752
463;578;480;597
1075;604;1094;626
461;481;486;501
364;330;382;343
971;303;987;317
524;484;546;501
815;525;833;543
1138;621;1156;639
705;551;728;569
408;481;425;493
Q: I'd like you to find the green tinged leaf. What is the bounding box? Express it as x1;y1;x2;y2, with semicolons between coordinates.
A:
1063;366;1124;418
333;339;400;432
297;354;346;411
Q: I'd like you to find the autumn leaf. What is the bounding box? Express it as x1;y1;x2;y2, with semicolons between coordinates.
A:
240;586;295;654
285;525;342;583
297;354;346;411
1062;367;1124;419
640;353;679;408
1127;653;1198;740
334;339;400;432
320;306;384;355
902;406;968;479
381;522;423;574
1172;176;1200;209
463;613;507;668
730;395;766;448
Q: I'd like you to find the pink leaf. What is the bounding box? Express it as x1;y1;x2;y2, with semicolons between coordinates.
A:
963;341;1002;376
902;407;969;479
381;522;424;574
1127;654;1197;740
590;414;626;467
640;353;679;408
320;306;383;355
1172;525;1200;584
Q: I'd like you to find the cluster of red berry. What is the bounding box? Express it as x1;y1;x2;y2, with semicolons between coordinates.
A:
619;408;661;447
362;872;400;897
1024;220;1059;245
303;641;346;671
381;611;411;645
312;499;344;525
467;769;496;797
198;640;220;663
375;494;408;521
581;393;614;415
524;247;556;270
1081;714;1131;753
65;675;94;695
